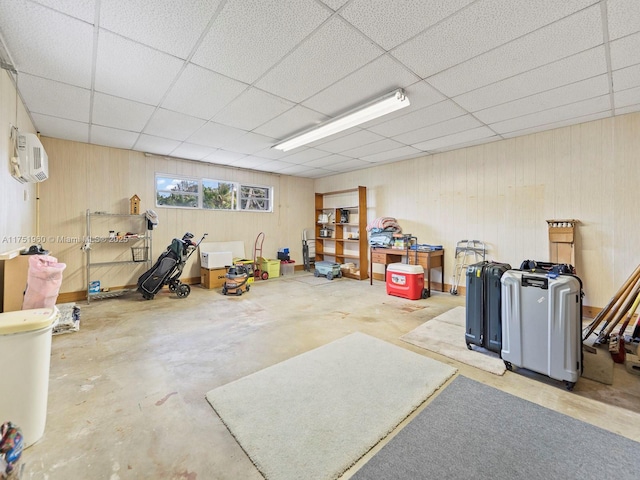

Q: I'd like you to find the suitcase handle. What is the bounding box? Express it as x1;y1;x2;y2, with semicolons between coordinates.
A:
522;275;549;289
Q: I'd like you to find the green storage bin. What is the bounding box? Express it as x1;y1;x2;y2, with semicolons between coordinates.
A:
259;257;281;279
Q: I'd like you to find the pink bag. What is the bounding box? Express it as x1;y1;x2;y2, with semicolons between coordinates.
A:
21;255;66;310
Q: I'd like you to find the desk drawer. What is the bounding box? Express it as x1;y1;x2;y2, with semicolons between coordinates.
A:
371;252;388;264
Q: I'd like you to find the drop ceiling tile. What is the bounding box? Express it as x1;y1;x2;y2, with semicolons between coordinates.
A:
92;93;156;131
340;0;473;51
361;145;423;163
411;126;495;151
302;154;352;169
280;148;331;164
31;113;89;143
279;164;334;177
192;0;331;83
99;0;222;58
318;0;349;11
607;0;640;40
615;86;640;109
0;1;94;87
301;55;420;116
615;104;640;115
612;63;640;91
315;130;386;154
490;95;612;134
161;64;248;120
273;163;316;175
203;149;247;164
213;88;294;131
186;122;246;148
217;131;277;155
19;74;90;122
341;138;407;159
253;105;329;140
368;100;467;137
252;159;296;172
255;17;384;103
143;109;207;141
90;125;139;150
393;114;482;145
325;158;372;172
134;134;181;155
95;31;184;105
302;168;335;178
453;47;607;112
391;0;597;78
428;5;603;97
35;0;95;22
474;75;610;124
230;156;270;170
430;134;502;153
169;143;217;161
610;32;640;70
501;110;611;138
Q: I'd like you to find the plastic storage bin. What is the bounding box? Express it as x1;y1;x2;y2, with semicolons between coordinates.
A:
0;307;58;447
280;260;295;276
259;258;281;279
386;263;426;300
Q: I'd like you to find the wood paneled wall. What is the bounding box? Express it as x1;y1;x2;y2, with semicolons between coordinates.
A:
37;138;314;295
315;112;640;309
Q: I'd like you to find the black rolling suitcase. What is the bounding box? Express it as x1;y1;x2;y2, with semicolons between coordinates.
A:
465;261;511;353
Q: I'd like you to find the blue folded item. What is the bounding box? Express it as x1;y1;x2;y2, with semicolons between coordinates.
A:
410;244;443;251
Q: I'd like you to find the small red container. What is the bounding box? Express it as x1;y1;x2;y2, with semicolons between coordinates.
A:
386;263;425;300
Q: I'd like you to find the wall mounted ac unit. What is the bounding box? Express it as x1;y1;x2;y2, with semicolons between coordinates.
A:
12;132;48;183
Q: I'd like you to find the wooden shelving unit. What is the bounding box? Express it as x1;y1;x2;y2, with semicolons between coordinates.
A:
314;186;368;280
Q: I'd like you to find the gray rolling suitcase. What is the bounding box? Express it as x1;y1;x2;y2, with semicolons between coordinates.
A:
500;270;583;390
465;261;511;353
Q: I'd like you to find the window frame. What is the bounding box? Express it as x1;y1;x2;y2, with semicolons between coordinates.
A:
155;173;273;213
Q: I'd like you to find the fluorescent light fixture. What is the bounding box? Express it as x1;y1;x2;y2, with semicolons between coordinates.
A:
273;88;410;152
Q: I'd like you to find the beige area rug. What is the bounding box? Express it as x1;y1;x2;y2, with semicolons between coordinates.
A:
206;332;456;480
401;306;507;375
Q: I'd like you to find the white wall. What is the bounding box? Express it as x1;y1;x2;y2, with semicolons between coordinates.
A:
0;69;37;254
315;112;640;309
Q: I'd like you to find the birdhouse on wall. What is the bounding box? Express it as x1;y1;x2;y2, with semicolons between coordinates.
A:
130;195;141;215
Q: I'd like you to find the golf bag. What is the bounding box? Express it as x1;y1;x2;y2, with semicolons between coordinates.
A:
137;232;205;299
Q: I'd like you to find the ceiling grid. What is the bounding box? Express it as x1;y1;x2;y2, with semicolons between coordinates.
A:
0;0;637;178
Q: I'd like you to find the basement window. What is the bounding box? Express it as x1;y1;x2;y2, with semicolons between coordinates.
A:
240;185;272;212
156;176;199;208
155;174;272;212
203;179;237;210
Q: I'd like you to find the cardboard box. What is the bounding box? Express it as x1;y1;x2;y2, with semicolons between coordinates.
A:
201;267;226;289
201;251;233;269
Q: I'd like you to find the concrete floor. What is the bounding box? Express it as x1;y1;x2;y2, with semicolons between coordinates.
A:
21;272;640;479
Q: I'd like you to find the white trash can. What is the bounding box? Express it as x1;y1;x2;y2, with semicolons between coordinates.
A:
0;307;58;447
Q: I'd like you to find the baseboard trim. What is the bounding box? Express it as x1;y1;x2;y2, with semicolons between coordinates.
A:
57;277;201;303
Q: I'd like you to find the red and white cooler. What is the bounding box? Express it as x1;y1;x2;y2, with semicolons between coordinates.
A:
386;263;425;300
